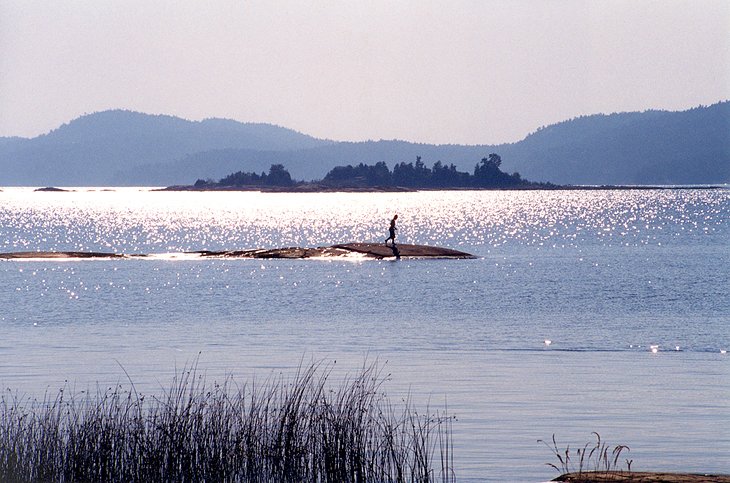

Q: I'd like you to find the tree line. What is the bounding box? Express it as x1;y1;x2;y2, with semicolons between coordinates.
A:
195;163;294;187
323;154;527;188
195;154;542;189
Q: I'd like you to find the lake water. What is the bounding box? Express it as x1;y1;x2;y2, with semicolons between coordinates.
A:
1;187;728;482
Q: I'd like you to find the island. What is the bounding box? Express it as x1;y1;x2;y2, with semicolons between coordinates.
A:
34;187;74;192
162;155;558;192
0;243;475;260
0;251;125;259
193;243;475;259
159;155;727;193
554;472;730;482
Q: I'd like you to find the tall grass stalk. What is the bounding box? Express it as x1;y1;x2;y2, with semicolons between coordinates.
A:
538;432;632;480
0;361;454;482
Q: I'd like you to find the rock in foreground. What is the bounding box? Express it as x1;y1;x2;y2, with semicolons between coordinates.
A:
554;472;730;482
0;244;475;260
195;243;475;259
0;251;124;259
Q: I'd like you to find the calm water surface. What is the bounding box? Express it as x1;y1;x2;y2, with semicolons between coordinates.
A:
1;187;729;481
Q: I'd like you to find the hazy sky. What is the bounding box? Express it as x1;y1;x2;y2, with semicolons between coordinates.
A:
1;0;728;144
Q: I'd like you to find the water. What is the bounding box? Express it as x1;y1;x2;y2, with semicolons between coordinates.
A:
1;187;729;481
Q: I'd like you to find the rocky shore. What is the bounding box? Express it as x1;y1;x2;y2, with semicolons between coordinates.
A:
159;184;726;193
0;251;124;259
554;472;730;482
0;243;475;260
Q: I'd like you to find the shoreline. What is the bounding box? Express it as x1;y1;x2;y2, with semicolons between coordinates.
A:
158;183;727;193
554;471;730;482
0;185;724;193
0;243;476;260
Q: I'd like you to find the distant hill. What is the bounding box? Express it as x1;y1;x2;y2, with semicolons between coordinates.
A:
0;110;332;186
1;103;727;186
500;102;730;185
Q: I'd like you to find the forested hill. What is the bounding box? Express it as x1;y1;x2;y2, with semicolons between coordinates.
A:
0;110;333;186
500;102;730;185
1;103;727;186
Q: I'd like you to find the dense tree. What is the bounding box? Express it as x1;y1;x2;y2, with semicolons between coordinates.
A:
473;153;523;187
431;160;471;187
323;162;392;187
217;164;294;186
218;170;263;186
266;164;293;186
209;154;536;190
322;154;529;189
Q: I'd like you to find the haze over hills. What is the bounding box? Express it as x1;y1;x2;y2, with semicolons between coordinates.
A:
502;102;730;185
0;103;728;186
0;110;333;186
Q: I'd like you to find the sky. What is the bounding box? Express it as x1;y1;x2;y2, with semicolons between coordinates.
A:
1;0;729;145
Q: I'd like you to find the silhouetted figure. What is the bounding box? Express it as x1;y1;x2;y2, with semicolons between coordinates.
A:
385;214;398;246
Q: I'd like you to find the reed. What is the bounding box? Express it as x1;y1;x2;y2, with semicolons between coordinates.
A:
0;361;454;482
539;432;632;481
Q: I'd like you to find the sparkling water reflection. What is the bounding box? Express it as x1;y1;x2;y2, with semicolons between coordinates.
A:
1;187;729;482
2;187;727;253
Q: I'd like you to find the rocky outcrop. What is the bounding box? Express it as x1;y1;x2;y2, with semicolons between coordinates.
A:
554;472;730;482
34;187;73;192
0;244;475;260
0;251;124;259
194;243;474;259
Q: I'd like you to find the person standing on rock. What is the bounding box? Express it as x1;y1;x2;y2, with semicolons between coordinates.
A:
385;214;398;246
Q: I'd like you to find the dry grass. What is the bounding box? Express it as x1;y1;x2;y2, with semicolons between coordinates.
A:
0;361;454;482
539;432;632;481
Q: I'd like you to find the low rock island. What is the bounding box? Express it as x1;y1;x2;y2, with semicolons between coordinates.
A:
0;243;475;260
554;472;730;482
0;251;125;259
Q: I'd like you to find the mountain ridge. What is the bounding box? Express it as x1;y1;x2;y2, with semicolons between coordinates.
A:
1;103;727;186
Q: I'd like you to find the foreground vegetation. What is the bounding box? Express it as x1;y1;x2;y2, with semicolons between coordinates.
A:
0;362;454;482
540;433;632;481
